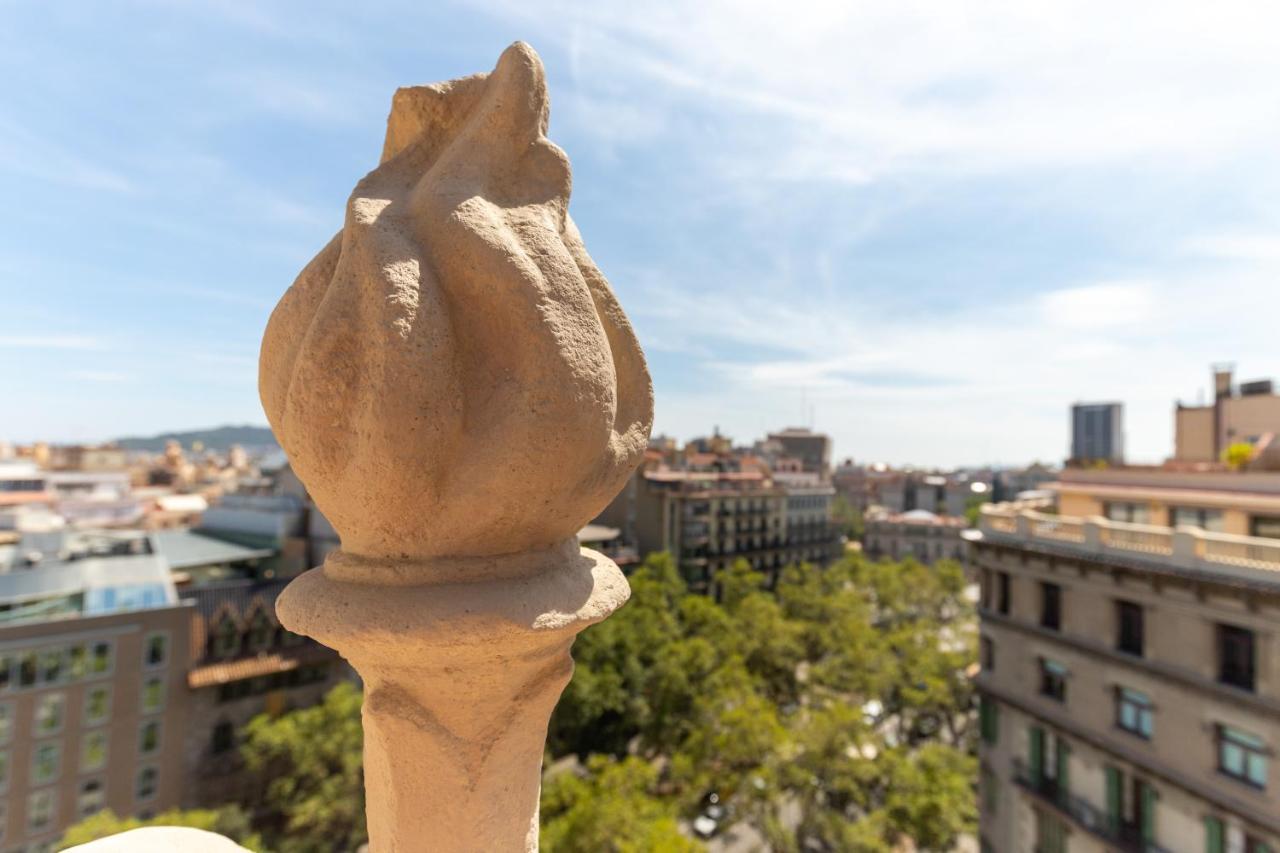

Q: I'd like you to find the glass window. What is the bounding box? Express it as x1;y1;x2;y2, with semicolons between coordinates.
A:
136;766;158;801
38;649;63;685
33;694;64;736
1116;600;1144;656
1171;506;1225;532
211;617;241;659
1106;502;1151;524
27;789;55;833
84;685;110;726
30;742;59;785
981;636;994;671
0;749;9;792
1219;725;1267;788
0;654;12;692
90;641;112;676
141;677;164;714
997;572;1010;615
980;764;998;813
18;653;37;688
144;633;168;669
68;645;87;680
0;703;11;745
1040;582;1061;631
78;778;104;818
1251;516;1280;540
1219;624;1256;691
1039;658;1068;702
139;719;161;755
1116;687;1153;738
212;721;234;755
81;730;107;773
1034;807;1067;853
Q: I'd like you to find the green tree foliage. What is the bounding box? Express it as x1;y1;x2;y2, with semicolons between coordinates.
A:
830;494;864;540
541;756;703;853
57;807;261;851
234;551;976;852
241;680;366;853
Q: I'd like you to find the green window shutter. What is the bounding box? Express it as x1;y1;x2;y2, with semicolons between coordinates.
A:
1029;726;1044;781
1105;765;1122;833
1056;737;1070;804
980;697;996;743
1141;782;1156;843
1204;816;1223;853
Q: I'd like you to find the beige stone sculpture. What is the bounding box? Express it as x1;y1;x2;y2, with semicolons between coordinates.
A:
261;42;653;853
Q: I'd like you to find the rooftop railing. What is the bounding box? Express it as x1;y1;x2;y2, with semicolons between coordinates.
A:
979;503;1280;584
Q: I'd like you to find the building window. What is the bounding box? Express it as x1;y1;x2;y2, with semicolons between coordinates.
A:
91;641;113;676
68;644;87;680
979;696;999;744
1116;687;1153;738
1170;506;1225;532
30;742;60;785
211;615;241;659
0;703;11;745
33;693;64;736
1116;600;1144;656
81;730;108;773
1033;808;1068;853
1218;725;1267;788
212;720;235;755
1040;582;1061;631
997;572;1010;615
141;677;164;714
82;687;110;729
1039;658;1067;702
1218;624;1256;691
27;789;55;834
0;749;9;792
136;766;159;801
1250;516;1280;540
38;649;63;685
139;720;162;756
980;636;994;671
980;764;998;814
78;779;104;818
144;633;169;669
1105;502;1150;524
0;655;11;693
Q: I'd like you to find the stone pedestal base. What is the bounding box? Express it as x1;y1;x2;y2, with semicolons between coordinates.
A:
276;542;629;853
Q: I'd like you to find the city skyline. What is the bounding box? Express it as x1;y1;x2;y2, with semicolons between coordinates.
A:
4;2;1280;467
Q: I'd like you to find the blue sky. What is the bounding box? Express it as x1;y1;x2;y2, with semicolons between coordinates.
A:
4;1;1280;467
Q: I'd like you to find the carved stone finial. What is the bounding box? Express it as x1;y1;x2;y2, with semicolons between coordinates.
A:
262;42;652;852
261;40;652;574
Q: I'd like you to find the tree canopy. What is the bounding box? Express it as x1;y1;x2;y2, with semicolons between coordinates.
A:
101;552;976;852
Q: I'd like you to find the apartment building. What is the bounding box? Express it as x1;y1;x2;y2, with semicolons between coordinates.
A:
1071;402;1125;466
0;531;190;853
1176;365;1280;464
181;579;346;808
1054;467;1280;539
863;509;968;565
597;468;840;590
974;499;1280;852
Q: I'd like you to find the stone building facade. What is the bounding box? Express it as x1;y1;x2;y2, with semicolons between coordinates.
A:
0;606;192;853
974;503;1280;853
180;580;347;809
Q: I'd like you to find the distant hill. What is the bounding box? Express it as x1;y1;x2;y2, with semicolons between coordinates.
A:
114;425;278;453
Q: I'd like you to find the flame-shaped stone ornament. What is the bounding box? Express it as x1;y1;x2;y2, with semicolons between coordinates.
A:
264;43;652;853
261;40;652;571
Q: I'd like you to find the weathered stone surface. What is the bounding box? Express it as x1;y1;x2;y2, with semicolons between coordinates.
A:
259;40;653;569
262;41;652;853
